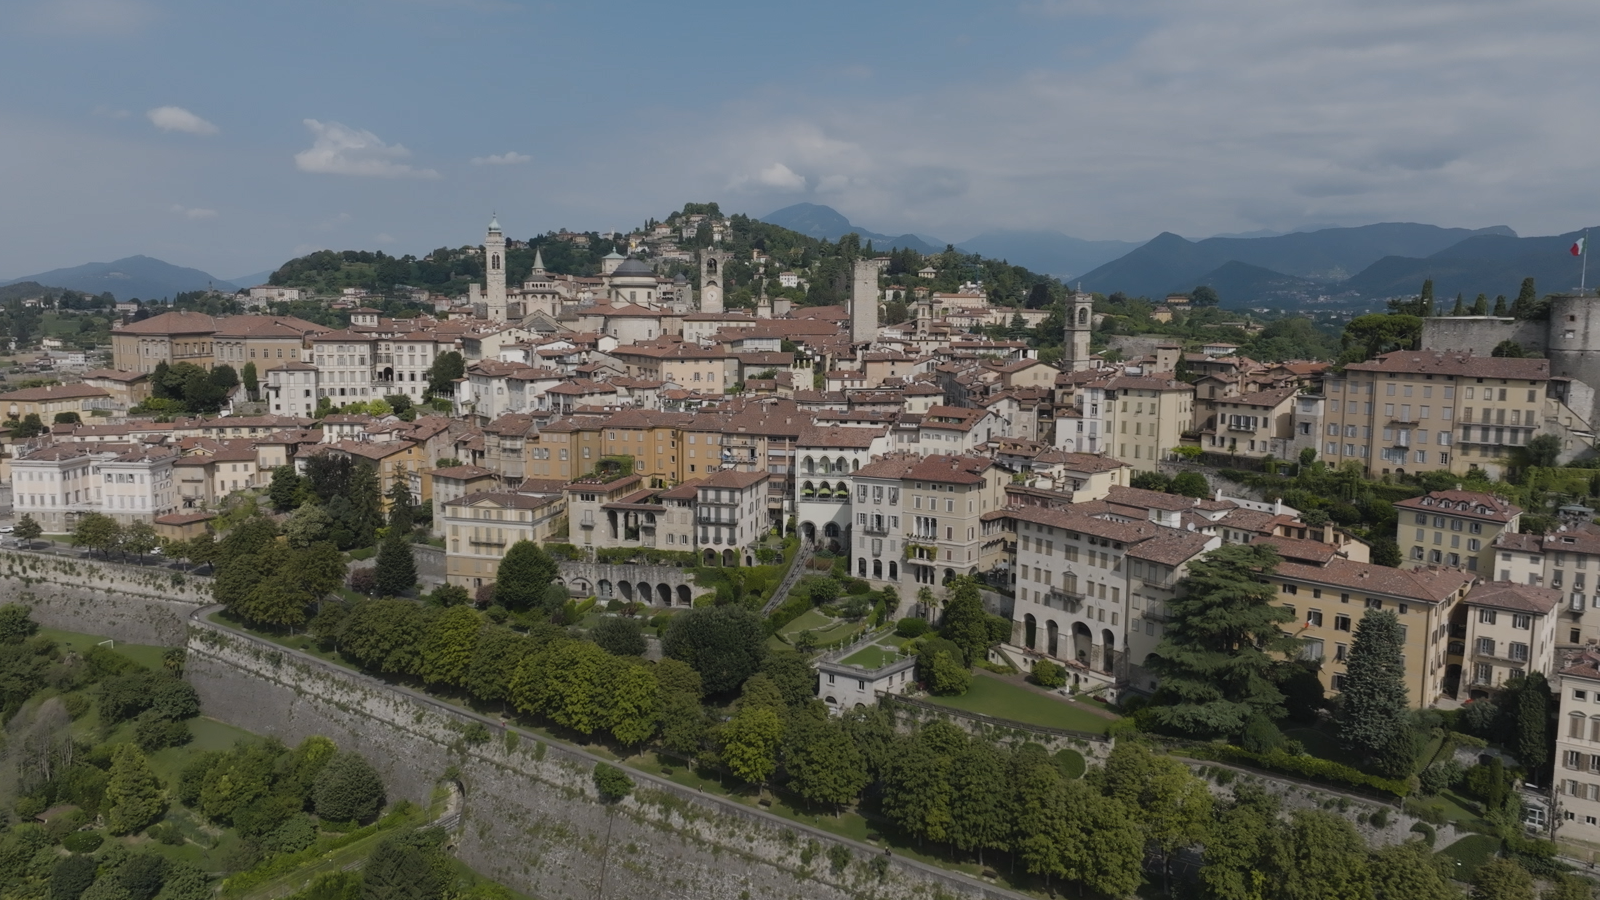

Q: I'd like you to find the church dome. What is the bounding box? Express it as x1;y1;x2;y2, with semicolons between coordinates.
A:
488;215;501;232
612;258;654;277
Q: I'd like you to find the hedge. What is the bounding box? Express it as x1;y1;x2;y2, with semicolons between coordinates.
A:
544;542;584;561
595;547;699;567
1177;744;1410;798
767;595;812;635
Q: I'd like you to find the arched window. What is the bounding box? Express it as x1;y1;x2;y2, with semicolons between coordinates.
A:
1589;715;1600;743
1570;712;1587;739
492;254;501;271
1077;307;1088;325
707;259;718;275
858;557;868;577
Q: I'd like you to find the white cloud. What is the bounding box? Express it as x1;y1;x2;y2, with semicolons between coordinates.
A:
293;119;438;179
146;106;217;136
660;0;1600;240
728;162;807;192
169;204;217;220
470;151;531;165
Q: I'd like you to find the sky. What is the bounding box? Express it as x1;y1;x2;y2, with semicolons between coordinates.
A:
2;0;1597;281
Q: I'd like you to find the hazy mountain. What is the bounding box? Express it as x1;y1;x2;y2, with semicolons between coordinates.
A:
1;255;237;301
1190;261;1323;305
1076;223;1518;299
954;229;1142;281
760;203;945;255
227;270;276;289
1339;227;1600;301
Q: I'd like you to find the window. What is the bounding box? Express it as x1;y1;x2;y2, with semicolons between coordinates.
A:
1477;637;1496;656
1577;690;1589;702
1509;642;1529;662
1513;613;1531;629
1365;598;1381;610
1334;614;1351;632
1335;643;1348;662
1479;608;1497;625
1307;609;1323;627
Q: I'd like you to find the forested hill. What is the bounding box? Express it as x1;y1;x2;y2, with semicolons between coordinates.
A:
263;203;1070;311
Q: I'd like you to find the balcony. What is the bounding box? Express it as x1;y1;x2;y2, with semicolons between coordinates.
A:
1044;590;1083;611
1227;422;1256;433
696;513;736;525
1139;575;1174;589
579;512;595;529
863;520;890;536
1142;604;1169;621
469;536;507;547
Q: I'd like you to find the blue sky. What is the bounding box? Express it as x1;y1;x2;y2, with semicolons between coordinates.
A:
2;0;1597;280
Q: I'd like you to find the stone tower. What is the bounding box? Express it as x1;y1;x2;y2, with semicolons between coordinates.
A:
485;215;507;323
699;250;731;314
851;259;883;344
1064;290;1094;371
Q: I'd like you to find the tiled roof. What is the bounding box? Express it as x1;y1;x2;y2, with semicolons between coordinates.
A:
1464;581;1559;615
1344;350;1549;380
1396;490;1522;523
1273;558;1474;604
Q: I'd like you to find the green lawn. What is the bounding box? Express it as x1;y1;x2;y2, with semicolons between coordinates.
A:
1437;834;1501;881
778;608;834;637
808;619;864;645
840;643;905;669
919;672;1115;735
38;626;171;670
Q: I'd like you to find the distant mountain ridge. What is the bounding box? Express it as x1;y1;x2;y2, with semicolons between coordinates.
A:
760;203;1141;279
1075;223;1518;300
1;255;237;301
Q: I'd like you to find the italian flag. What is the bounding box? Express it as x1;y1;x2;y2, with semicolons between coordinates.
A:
1573;237;1587;257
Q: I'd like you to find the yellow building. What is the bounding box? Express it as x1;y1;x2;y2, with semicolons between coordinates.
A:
1098;374;1194;473
442;491;568;589
1267;550;1476;706
111;311;218;373
1322;351;1562;477
1396;490;1521;575
211;316;328;370
1;384;112;421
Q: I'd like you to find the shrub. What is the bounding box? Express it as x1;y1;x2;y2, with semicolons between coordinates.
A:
61;693;90;720
1370;807;1389;829
1029;659;1066;689
61;832;103;853
1239;715;1285;753
312;753;384;823
347;568;377;595
593;763;633;802
1410;821;1437;847
1054;749;1086;780
50;854;98;900
894;617;929;638
767;595;812;634
1402;797;1448;825
1418;759;1463;796
1179;745;1409;798
843;579;871;595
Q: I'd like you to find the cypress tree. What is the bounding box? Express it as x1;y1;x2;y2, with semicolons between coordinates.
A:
1470;293;1489;315
1511;277;1538;317
1493;294;1508;315
1451;293;1465;316
373;529;416;598
1337;610;1411;775
1419;279;1435;317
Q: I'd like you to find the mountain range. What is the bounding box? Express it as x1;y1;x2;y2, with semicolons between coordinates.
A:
0;256;239;301
759;203;1140;279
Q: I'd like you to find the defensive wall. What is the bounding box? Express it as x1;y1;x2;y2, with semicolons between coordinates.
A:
0;551;208;645
556;560;711;607
184;610;1027;900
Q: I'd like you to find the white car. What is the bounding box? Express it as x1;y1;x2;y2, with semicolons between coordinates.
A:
0;527;12;534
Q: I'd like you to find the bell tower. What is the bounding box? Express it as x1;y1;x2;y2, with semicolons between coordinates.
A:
1065;290;1094;371
699;249;730;314
851;259;884;344
485;214;507;323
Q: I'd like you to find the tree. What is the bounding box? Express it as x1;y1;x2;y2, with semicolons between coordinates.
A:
156;862;210;900
493;541;559;612
1492;340;1527;358
386;477;414;533
313;752;385;822
1525;433;1562;469
601;657;661;746
417;606;479;687
242;361;259;400
1451;294;1465;316
1199;784;1280;900
361;828;448;900
425;351;465;398
1510;277;1539;318
661;606;766;695
1192;285;1221;307
782;714;867;813
926;649;971;695
121;522;159;557
50;855;97;900
1419;278;1436;317
1171;471;1210;498
1264;810;1372;900
1030;659;1067;689
1338;610;1412;776
373;529;416;597
1340;314;1421;363
1132;471;1173;492
346;463;382;548
882;735;955;847
1541;875;1593;900
591;617;646;657
1098;744;1212;891
268;465;304;512
948;740;1008;864
1145;543;1298;738
12;514;42;543
284;503;333;548
1494;295;1509;315
53;411;81;425
73;512;124;557
105;743;166;835
721;704;782;787
12;413;46;438
513;641;609;735
1472;858;1533;900
1369;840;1461;900
939;577;991;665
1499;673;1554;784
1370;536;1403;568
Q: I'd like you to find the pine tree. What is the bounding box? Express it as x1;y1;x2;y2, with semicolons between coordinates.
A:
105;744;165;835
1511;277;1538;318
1337;610;1411;775
493;540;558;612
1493;295;1508;315
1451;293;1465;315
347;463;383;548
386;477;414;534
268;465;302;512
12;514;41;543
1471;293;1489;315
1145;543;1298;738
242;361;259;400
373;529;416;598
1419;279;1435;317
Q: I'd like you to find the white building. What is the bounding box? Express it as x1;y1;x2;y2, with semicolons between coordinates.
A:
796;425;892;554
11;444;179;531
1555;647;1600;843
1458;581;1561;695
695;469;770;565
264;362;320;418
817;655;916;713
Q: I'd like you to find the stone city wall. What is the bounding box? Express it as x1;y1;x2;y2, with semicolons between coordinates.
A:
0;551;208;645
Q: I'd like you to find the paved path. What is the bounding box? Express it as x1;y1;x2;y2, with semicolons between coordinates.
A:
760;542;814;615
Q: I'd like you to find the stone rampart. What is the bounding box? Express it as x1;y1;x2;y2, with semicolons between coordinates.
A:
557;560;709;606
185;612;1024;900
0;551;208;645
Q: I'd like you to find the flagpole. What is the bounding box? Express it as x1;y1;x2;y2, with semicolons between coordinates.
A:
1584;229;1590;295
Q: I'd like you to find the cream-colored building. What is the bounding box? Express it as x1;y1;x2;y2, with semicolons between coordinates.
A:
1396;490;1521;574
111;311;217;373
1457;581;1560;697
212;316;325;370
1321;350;1577;478
695;469;770;565
1491;521;1600;646
1556;647;1600;845
1;384;113;421
852;453;1009;594
1202;386;1298;459
264;362;320;418
442;491;568;589
11;443;179;531
1083;373;1194;472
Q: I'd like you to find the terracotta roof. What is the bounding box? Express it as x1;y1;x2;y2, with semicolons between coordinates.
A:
430;465;497;480
1104;485;1197;512
698;469;769;490
0;384;110;402
1464;581;1559;615
1396;490;1522;523
1345;350;1549;380
854;453;994;485
797;425;888;448
112;311;216;335
80;369;148;382
1126;529;1216;566
1273;558;1474;603
442;491;562;511
1253;536;1338;565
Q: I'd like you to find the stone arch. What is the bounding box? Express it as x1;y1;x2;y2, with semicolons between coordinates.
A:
858;557;868;577
1077;307;1088;325
1046;619;1059;657
942;568;956;584
722;548;736;566
1024;614;1037;650
707;258;718;275
703;549;717;565
598;579;614;599
801;521;817;545
888;561;898;580
803;456;816;475
1072;622;1093;664
1101;628;1116;673
656;583;672;605
568;578;593;596
802;480;817;498
618;581;634;602
873;559;883;578
834;480;848;497
852;459;860;471
677;584;692;606
835;457;847;473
